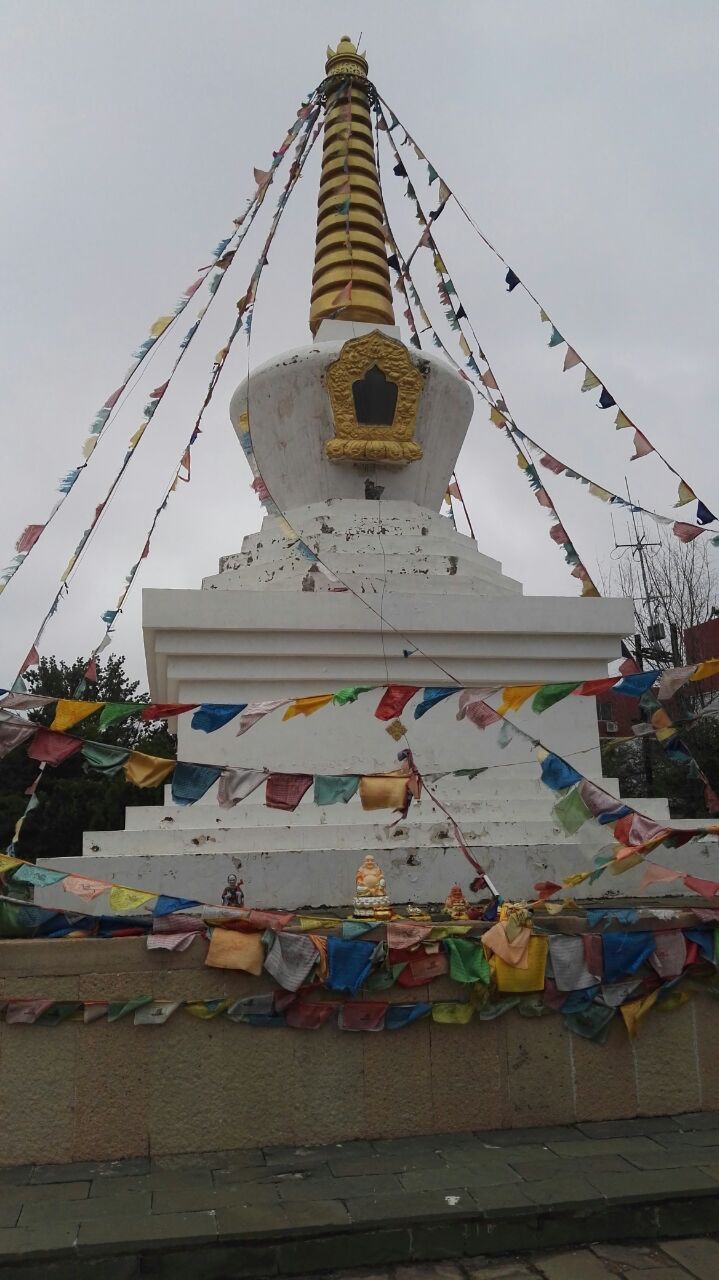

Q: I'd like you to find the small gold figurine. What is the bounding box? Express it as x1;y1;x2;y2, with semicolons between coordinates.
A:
354;855;392;920
443;883;470;920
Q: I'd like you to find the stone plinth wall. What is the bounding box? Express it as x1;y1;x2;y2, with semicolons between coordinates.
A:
2;936;718;1168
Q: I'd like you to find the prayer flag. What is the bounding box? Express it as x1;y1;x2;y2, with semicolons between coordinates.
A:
26;729;82;765
123;753;175;788
531;682;581;713
552;786;592;834
563;348;582;371
581;369;601;393
108;886;156;912
631;430;654;460
375;685;419;720
675;480;697;507
282;694;334;720
496;684;542;716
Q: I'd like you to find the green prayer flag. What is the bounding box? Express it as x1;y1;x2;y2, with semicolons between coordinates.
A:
36;1002;82;1025
313;774;360;805
366;963;406;991
107;996;153;1023
98;703;144;730
11;864;67;888
478;997;520;1020
444;937;490;984
553;786;592;835
531;682;581;714
332;686;375;706
81;741;130;775
431;1001;474;1024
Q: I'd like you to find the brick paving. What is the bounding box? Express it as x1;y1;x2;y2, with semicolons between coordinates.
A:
1;1115;719;1276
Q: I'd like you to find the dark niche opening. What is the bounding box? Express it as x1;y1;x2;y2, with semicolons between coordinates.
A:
352;365;398;426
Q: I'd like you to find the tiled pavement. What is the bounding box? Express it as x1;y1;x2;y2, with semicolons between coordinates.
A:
3;1115;719;1277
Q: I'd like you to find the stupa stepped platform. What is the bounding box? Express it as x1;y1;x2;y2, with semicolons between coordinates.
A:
204;502;523;597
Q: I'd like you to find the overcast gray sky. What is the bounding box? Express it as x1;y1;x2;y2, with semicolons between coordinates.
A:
1;0;717;689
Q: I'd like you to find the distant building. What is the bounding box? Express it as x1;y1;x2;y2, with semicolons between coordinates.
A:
597;617;719;737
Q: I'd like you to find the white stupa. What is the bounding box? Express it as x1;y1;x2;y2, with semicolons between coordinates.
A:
46;38;698;909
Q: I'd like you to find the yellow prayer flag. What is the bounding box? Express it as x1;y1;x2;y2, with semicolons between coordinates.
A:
108;885;156;912
150;316;173;338
562;870;594;887
205;928;264;974
516;453;529;471
129;424;146;448
295;916;342;931
588;484;611;502
81;437;98;460
433;253;446;273
675;480;697;507
690;659;719;683
431;1001;474;1024
0;854;22;873
581;368;601;393
60;554;77;583
359;774;409;811
282;694;334;720
609;851;644;874
185;999;231;1019
50;700;104;733
496;683;543;716
539;308;550;323
495;936;548;993
459;335;471;357
620;990;659;1038
655;726;678;743
581;580;600;598
123;752;175;788
489;406;505;427
615;410;633;429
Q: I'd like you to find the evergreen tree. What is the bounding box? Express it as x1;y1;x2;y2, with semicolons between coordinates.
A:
0;656;175;860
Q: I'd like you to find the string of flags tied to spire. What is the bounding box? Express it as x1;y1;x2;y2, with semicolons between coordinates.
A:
372;99;716;587
374;102;599;596
374;93;714;534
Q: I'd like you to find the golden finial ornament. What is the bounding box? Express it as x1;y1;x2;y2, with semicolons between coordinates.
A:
309;38;395;335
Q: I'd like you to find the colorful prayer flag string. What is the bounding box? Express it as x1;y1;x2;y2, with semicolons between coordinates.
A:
0;95;317;606
375;91;714;531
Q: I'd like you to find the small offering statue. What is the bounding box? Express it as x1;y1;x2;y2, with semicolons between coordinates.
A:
354;855;392;920
443;883;469;919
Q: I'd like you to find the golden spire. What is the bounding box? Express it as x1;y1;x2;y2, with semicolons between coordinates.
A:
309;37;395;336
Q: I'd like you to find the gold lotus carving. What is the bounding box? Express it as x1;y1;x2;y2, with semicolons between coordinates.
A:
323;330;424;463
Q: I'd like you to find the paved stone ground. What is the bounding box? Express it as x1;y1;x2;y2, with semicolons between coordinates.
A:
291;1239;719;1277
3;1114;719;1276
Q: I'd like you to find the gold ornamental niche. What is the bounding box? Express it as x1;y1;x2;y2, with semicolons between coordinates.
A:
324;331;424;463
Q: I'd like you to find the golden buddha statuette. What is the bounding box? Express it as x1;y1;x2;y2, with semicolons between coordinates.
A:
443;883;470;920
353;854;392;920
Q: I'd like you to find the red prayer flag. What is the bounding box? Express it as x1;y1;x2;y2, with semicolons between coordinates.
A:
15;525;45;554
141;704;198;721
573;678;618;697
672;522;704;544
265;773;313;811
375;686;419;721
26;729;82;765
540;455;565;475
19;646;39;674
683;874;719;898
396;950;448;986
